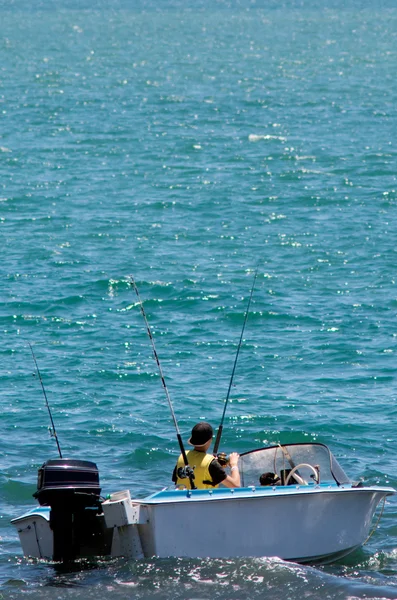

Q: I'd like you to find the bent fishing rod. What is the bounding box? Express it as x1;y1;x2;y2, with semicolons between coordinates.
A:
213;267;259;456
28;342;63;458
129;277;196;490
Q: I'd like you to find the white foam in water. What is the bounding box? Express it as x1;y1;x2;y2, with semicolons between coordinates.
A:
248;134;287;142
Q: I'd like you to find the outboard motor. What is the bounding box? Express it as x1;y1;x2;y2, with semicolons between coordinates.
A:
34;459;109;561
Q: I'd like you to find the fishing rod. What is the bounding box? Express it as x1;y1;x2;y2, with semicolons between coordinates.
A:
129;277;196;490
213;267;259;456
28;342;63;458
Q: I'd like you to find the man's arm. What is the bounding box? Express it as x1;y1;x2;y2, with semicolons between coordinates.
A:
221;452;240;488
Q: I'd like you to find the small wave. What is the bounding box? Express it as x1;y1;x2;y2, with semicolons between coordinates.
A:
248;134;287;143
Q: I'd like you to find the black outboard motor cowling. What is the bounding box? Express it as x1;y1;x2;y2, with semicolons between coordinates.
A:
34;459;109;561
35;458;101;503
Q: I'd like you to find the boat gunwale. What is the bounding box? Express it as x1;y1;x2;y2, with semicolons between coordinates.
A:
138;483;396;505
11;507;51;524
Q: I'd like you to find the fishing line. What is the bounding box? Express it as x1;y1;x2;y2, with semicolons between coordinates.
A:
129;277;196;490
28;342;63;458
213;267;259;455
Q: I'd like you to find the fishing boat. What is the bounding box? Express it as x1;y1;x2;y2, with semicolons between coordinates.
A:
12;277;396;564
11;442;395;563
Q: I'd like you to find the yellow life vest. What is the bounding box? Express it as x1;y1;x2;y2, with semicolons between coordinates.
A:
175;450;218;490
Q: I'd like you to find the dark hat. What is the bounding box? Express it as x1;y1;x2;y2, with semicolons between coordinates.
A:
188;422;213;447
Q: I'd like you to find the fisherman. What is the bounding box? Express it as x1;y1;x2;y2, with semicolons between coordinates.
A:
172;422;240;489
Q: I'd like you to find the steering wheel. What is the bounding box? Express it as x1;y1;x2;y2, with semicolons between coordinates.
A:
284;463;319;486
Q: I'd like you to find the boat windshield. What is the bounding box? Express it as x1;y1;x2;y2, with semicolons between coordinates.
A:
239;443;350;487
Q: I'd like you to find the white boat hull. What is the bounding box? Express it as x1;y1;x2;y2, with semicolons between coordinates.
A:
12;484;394;564
135;485;392;562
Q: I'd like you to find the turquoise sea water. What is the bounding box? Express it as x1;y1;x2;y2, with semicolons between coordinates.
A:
1;0;397;598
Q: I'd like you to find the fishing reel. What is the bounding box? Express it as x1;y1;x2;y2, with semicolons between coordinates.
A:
216;452;230;467
177;466;195;480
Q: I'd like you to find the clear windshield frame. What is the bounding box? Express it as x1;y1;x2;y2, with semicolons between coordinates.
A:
239;443;350;487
